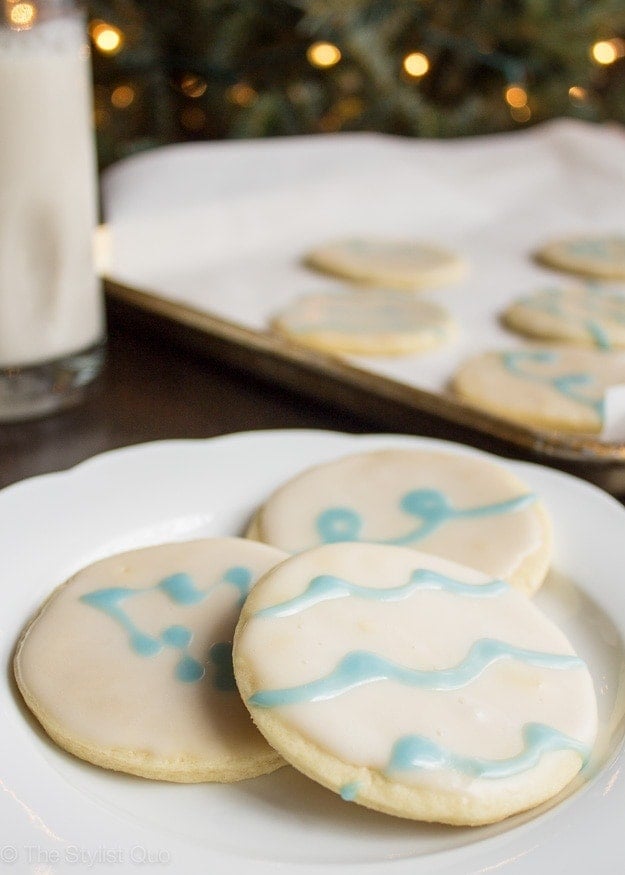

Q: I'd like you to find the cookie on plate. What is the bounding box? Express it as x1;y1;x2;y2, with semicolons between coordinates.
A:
453;348;625;435
271;290;456;356
503;286;625;350
14;538;287;782
304;238;466;290
535;235;625;280
234;543;597;826
247;448;552;596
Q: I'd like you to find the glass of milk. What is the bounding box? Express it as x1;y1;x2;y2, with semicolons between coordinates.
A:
0;0;105;421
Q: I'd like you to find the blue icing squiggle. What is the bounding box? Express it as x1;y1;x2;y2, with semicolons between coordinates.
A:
386;723;590;780
517;287;625;350
80;588;162;657
254;569;508;619
316;489;535;547
79;565;253;686
502;351;604;418
248;640;584;707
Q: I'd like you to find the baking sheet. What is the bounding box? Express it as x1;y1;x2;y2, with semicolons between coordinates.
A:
100;120;625;463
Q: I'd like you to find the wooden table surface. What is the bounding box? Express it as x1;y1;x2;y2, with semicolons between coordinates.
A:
3;305;625;498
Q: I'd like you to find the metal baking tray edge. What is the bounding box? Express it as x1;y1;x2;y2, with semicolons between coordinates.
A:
104;277;625;493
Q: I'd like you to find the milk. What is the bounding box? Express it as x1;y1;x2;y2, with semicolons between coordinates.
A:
0;14;103;369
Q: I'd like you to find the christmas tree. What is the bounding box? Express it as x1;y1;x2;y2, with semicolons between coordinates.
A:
88;0;625;168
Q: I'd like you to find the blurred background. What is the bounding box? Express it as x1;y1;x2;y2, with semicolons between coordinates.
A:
89;0;625;169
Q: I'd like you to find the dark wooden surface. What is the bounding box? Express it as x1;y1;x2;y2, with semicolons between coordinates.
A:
0;310;373;490
2;305;625;497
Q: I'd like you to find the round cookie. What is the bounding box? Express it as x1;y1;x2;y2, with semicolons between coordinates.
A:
503;286;625;350
14;538;288;782
234;543;597;826
271;290;456;356
304;238;466;290
535;235;625;280
248;448;552;596
453;348;625;435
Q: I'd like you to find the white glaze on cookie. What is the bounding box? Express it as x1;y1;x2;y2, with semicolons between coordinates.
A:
536;235;625;280
234;544;597;823
305;238;466;290
253;449;552;595
15;538;287;781
454;348;625;434
503;286;625;349
271;290;455;356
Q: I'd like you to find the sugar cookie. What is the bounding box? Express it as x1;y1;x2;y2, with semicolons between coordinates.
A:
304;238;466;290
271;290;456;356
248;448;552;596
14;538;287;782
453;348;625;434
234;543;597;826
503;286;625;350
535;235;625;280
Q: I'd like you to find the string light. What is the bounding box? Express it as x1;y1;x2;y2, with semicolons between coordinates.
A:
591;38;625;65
335;96;364;120
510;104;531;123
8;2;36;29
90;21;124;55
504;84;528;109
568;85;588;103
226;83;257;106
307;41;341;69
110;85;135;109
403;52;430;78
180;75;207;98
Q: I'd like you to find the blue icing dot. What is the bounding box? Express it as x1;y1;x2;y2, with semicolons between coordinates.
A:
158;572;205;605
176;655;205;683
130;632;162;657
223;566;253;602
316;507;362;543
400;489;451;519
161;625;193;649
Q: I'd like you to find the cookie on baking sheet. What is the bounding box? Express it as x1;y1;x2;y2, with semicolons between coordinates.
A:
271;290;456;356
453;348;625;435
234;543;597;826
535;235;625;280
503;286;625;350
14;538;287;782
304;238;466;290
248;448;552;596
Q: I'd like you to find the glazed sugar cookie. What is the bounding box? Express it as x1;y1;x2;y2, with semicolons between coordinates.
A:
453;348;625;435
304;238;466;290
234;543;597;826
248;448;552;596
14;538;287;782
503;286;625;350
536;235;625;280
271;290;456;356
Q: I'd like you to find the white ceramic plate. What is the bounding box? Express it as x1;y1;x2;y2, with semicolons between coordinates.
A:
1;430;624;874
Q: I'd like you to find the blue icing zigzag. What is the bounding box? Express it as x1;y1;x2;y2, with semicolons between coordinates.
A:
248;640;585;707
502;351;604;417
315;489;535;547
386;723;590;780
254;569;508;619
80;565;254;686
